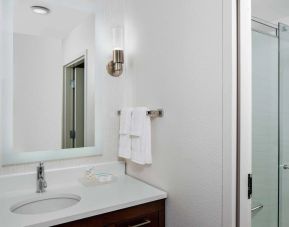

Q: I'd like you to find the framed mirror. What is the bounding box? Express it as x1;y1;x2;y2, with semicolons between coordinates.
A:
0;0;105;165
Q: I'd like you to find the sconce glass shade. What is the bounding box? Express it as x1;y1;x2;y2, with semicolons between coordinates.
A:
112;26;124;50
107;26;124;77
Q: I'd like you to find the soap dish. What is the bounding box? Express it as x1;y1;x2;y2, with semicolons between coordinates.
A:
79;172;116;187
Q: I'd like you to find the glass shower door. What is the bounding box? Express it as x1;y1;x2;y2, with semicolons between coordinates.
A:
252;21;289;227
252;30;279;227
279;23;289;227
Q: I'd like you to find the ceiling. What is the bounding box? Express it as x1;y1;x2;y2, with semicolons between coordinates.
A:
252;0;289;25
13;0;96;39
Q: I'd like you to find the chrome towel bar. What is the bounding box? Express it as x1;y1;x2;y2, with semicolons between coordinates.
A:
117;109;164;118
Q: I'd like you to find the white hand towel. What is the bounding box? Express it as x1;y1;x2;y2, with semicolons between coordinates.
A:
118;108;132;159
131;107;152;165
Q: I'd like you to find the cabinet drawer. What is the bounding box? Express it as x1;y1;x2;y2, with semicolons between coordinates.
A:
54;200;165;227
115;211;159;227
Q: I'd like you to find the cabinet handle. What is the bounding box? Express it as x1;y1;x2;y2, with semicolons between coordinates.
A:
128;219;151;227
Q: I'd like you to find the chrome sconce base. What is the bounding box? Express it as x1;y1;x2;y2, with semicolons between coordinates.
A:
107;49;124;77
107;61;123;77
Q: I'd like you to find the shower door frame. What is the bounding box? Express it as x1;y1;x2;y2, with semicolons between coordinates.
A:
237;0;252;227
222;0;238;227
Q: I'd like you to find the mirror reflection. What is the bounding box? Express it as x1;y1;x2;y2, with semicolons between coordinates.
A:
13;0;96;152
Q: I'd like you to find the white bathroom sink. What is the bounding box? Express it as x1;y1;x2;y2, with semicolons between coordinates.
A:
10;194;81;215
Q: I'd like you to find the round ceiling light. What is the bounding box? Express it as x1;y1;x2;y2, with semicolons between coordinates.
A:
31;6;50;15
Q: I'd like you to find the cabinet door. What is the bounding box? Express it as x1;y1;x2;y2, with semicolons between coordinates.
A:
115;212;159;227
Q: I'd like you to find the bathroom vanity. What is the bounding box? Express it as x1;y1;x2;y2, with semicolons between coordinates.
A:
55;200;165;227
0;162;167;227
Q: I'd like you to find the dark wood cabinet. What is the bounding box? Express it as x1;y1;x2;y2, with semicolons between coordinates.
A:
54;199;165;227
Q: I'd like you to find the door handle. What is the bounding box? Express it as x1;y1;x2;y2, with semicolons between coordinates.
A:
280;164;289;170
251;204;263;212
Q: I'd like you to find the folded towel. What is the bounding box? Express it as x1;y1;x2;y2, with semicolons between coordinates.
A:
131;107;152;165
118;108;132;159
119;108;133;134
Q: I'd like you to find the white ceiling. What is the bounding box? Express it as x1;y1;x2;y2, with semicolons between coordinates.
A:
13;0;95;39
252;0;289;25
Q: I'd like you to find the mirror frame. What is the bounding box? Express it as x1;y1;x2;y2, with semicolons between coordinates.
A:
2;147;101;166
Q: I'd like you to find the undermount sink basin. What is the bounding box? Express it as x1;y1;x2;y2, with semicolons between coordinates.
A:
10;194;81;215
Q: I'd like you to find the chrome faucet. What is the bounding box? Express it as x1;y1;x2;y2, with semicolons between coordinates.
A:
36;162;47;193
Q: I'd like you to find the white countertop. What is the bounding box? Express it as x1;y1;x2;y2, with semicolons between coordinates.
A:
0;162;167;227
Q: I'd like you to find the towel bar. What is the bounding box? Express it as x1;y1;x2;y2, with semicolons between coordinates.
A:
117;109;163;118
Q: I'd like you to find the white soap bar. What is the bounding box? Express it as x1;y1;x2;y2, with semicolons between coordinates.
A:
95;173;113;183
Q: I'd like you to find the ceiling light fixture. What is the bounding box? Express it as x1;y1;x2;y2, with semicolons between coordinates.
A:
31;6;50;15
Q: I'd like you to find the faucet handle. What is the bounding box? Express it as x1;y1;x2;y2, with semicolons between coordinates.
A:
42;179;47;189
36;161;47;193
37;162;45;177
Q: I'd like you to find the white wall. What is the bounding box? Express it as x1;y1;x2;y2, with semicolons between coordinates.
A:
62;15;96;147
124;0;226;226
13;33;63;152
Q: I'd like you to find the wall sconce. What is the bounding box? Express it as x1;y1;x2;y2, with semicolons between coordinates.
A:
107;27;124;77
